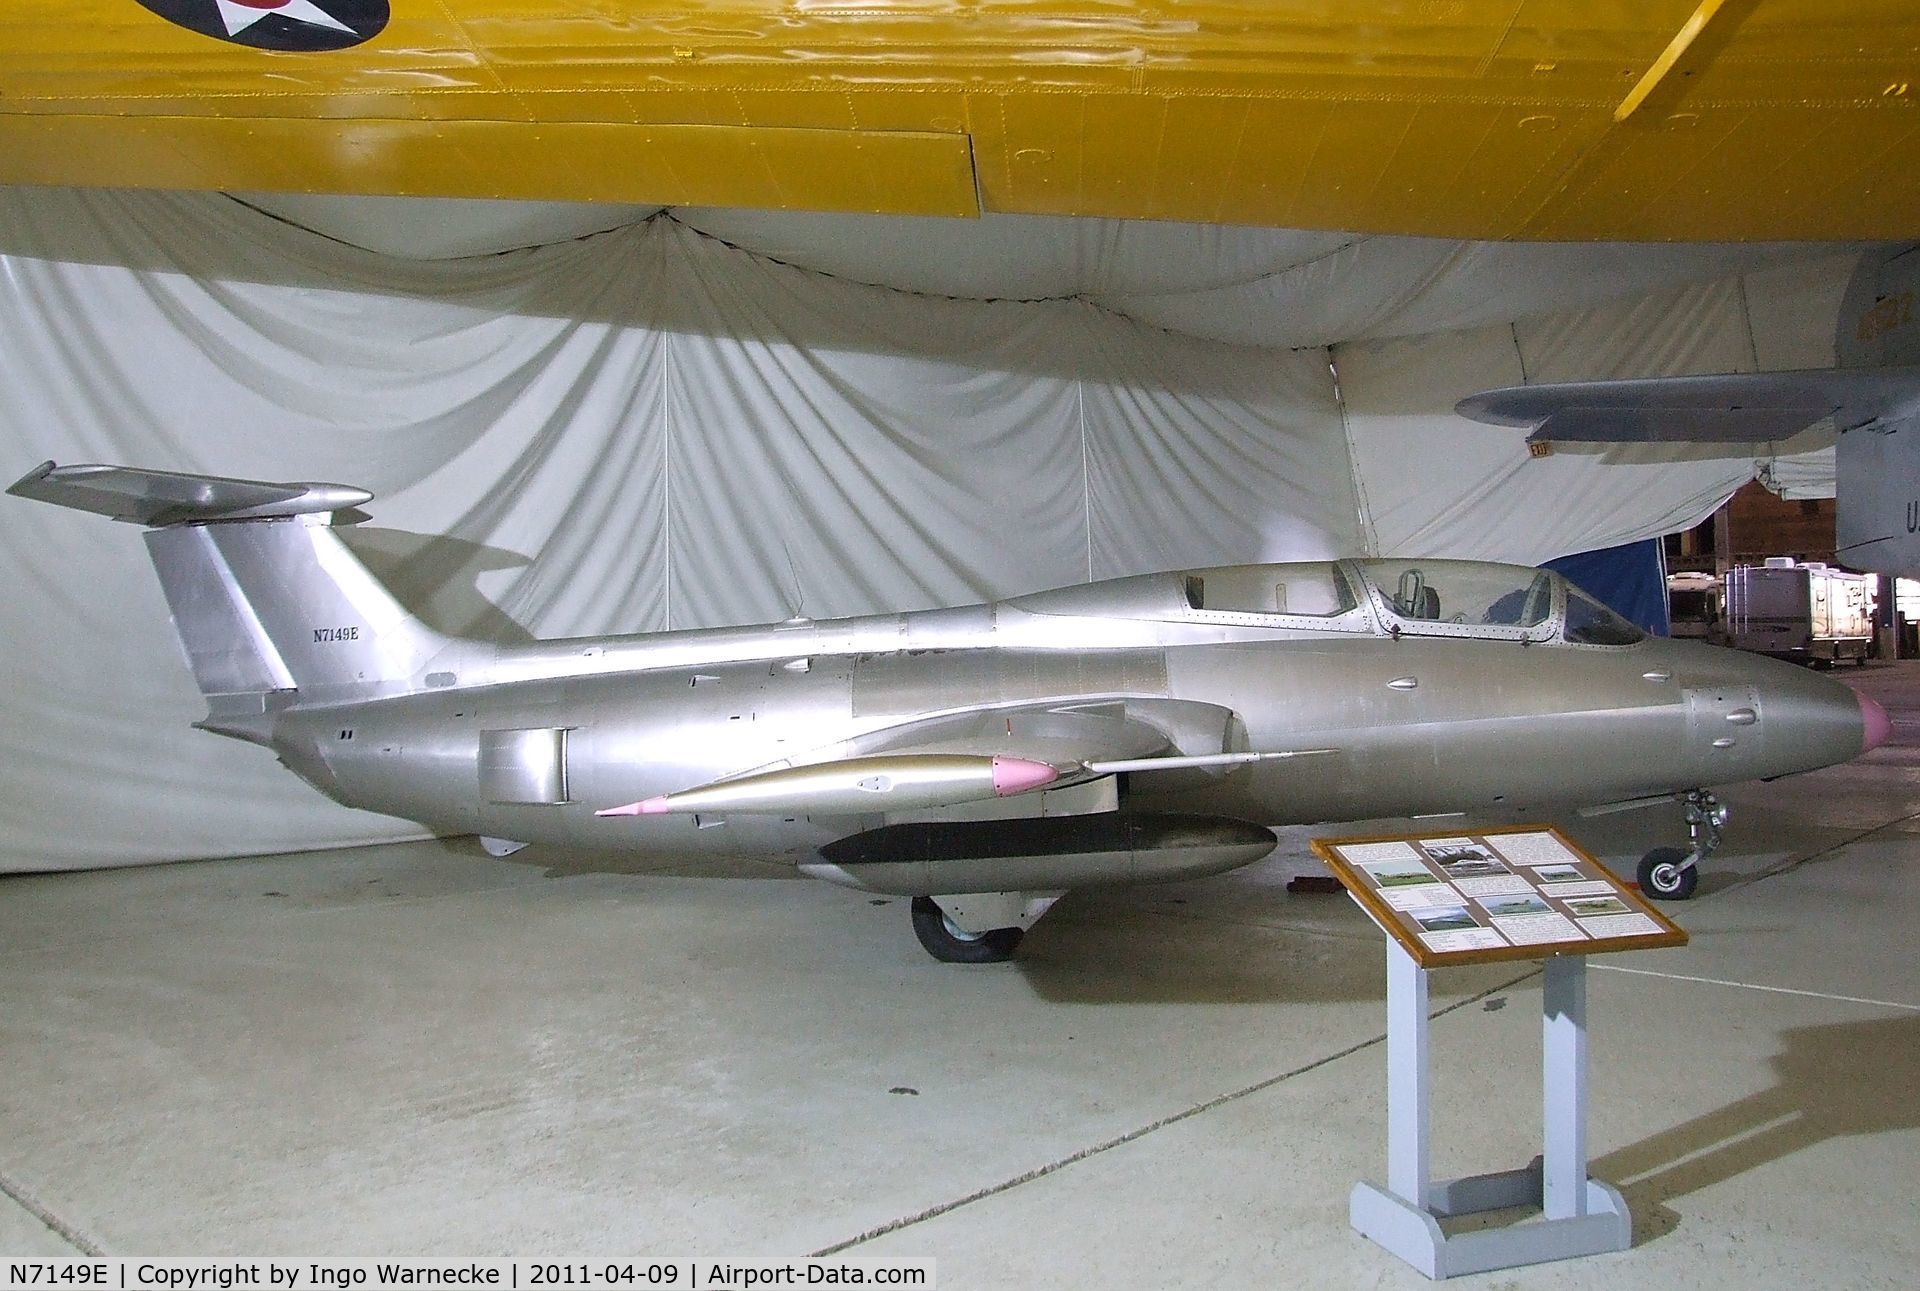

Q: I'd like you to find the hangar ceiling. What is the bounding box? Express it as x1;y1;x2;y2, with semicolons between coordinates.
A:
3;1;1917;240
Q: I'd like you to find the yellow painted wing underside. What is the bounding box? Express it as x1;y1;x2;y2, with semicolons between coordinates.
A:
1;1;1916;239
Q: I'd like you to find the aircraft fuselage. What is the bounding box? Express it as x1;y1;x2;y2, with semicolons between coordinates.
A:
272;589;1867;864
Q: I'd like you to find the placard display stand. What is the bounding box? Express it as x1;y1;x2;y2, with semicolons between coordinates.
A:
1311;826;1687;1280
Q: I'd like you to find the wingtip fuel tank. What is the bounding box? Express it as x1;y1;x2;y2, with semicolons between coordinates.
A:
1860;691;1893;753
596;754;1062;818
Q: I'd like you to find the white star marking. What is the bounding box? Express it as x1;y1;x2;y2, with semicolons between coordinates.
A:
213;0;356;38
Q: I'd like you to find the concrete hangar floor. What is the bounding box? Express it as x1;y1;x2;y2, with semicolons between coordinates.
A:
2;670;1918;1285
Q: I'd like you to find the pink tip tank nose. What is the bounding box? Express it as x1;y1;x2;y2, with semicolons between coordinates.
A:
991;756;1059;796
1859;691;1893;753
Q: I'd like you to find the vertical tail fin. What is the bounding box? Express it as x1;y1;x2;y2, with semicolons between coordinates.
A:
143;517;452;697
10;462;452;700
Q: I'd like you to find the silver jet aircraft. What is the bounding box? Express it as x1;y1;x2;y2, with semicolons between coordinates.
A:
9;461;1890;960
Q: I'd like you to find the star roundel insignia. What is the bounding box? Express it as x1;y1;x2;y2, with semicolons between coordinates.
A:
135;0;388;52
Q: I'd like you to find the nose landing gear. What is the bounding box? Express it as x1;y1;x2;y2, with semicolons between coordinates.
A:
1637;789;1727;901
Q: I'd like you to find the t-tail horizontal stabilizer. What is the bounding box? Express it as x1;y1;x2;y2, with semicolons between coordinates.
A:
8;460;371;526
9;461;449;710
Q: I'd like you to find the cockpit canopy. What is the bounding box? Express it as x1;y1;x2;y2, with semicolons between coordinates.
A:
1358;559;1553;629
1182;564;1360;619
1177;558;1645;645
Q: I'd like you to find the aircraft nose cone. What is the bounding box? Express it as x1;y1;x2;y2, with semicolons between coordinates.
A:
1858;690;1893;753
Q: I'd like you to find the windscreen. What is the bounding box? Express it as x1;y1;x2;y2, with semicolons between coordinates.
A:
1564;589;1646;645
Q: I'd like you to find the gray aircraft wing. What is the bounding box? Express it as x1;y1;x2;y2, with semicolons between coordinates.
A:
844;699;1218;768
1456;366;1920;443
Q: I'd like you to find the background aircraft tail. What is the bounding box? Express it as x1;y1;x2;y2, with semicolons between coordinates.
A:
8;462;453;706
1833;246;1920;571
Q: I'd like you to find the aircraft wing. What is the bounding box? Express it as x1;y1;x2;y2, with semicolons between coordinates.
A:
1456;366;1920;443
843;699;1217;768
8;7;1920;239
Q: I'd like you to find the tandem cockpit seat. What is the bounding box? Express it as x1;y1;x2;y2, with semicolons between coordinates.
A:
1393;569;1441;620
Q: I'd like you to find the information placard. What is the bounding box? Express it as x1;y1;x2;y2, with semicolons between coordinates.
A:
1312;825;1687;967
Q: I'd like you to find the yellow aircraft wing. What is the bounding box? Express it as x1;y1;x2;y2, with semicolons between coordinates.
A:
1;1;1916;239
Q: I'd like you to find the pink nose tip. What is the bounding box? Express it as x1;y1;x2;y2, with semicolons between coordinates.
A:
1858;691;1893;753
991;756;1059;797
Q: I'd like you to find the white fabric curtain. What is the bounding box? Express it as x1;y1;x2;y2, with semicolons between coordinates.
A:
0;187;1851;870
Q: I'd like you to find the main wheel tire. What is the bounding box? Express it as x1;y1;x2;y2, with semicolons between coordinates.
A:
1637;847;1699;901
910;896;1025;963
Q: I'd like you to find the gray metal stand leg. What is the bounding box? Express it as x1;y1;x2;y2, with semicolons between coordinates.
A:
1387;938;1429;1211
1543;953;1588;1219
1350;950;1632;1279
1351;943;1447;1275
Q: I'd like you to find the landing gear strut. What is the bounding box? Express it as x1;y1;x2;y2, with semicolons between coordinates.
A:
1637;789;1727;901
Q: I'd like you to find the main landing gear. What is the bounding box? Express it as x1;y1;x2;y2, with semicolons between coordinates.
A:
910;896;1025;963
907;891;1062;963
1636;789;1727;901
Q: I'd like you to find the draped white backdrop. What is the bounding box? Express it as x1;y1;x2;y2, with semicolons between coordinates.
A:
0;186;1853;870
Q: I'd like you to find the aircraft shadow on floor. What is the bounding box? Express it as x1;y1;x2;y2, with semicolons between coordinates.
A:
1596;1012;1920;1243
479;837;1522;1007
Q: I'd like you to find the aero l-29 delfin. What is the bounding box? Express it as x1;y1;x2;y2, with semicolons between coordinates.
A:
9;462;1890;960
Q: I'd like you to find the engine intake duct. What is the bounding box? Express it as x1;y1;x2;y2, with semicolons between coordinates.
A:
801;811;1277;896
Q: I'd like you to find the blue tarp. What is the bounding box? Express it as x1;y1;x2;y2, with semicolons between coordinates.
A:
1545;538;1670;637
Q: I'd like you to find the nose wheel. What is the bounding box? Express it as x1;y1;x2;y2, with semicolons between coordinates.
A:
1637;789;1726;902
1636;847;1698;900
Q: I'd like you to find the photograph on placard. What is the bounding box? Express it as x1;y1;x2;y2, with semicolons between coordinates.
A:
1411;904;1480;932
1436;854;1511;879
1476;893;1552;918
1420;839;1504;870
1360;857;1446;888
